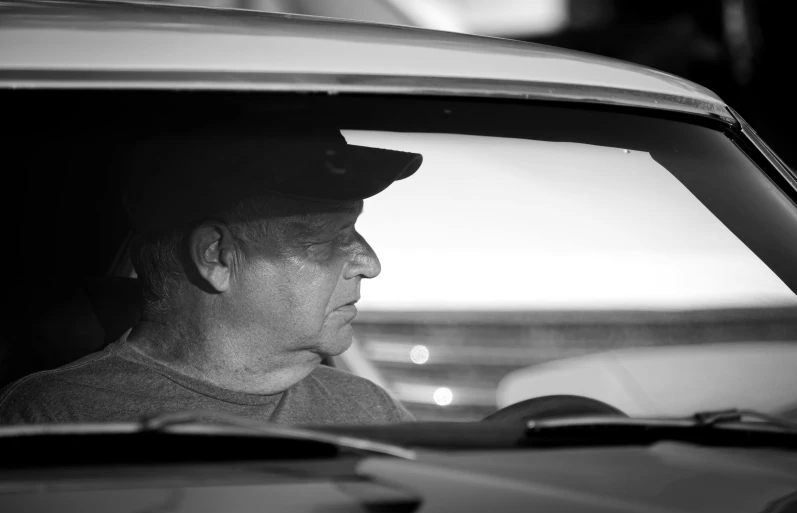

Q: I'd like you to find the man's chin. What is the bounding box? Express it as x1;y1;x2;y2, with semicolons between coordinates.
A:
317;326;355;357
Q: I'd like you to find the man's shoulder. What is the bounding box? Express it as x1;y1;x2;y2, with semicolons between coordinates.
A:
0;346;153;424
298;364;415;423
2;344;143;392
310;364;381;388
308;364;397;401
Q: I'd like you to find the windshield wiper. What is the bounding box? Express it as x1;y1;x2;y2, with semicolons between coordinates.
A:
527;408;797;432
523;409;797;450
692;409;797;432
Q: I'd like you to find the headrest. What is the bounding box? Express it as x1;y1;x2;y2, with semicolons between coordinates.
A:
31;277;142;368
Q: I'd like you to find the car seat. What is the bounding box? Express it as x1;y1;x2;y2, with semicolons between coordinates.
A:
0;277;141;389
31;277;143;370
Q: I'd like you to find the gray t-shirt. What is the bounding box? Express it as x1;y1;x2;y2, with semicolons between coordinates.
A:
0;336;414;426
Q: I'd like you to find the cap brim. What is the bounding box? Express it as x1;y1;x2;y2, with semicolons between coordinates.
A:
266;144;423;202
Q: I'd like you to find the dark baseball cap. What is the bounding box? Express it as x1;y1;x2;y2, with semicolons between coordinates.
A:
121;120;423;233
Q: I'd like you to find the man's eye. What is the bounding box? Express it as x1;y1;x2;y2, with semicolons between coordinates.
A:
307;240;334;253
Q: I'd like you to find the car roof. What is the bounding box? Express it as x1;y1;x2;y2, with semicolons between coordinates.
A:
0;0;732;123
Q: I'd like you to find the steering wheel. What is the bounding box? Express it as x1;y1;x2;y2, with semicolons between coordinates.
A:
483;394;628;422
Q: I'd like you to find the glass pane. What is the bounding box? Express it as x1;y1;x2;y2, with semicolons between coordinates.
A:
10;92;797;423
349;131;795;310
324;98;797;421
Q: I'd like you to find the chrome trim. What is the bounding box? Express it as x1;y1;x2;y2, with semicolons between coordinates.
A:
0;70;736;124
728;107;797;193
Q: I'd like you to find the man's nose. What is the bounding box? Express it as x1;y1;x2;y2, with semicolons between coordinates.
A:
346;232;381;280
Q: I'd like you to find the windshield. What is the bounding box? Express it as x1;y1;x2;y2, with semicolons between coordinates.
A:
4;92;797;426
330;98;797;421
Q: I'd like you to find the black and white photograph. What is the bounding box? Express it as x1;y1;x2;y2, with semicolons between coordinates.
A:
1;0;796;511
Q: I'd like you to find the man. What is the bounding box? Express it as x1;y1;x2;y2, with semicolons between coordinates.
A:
0;118;422;425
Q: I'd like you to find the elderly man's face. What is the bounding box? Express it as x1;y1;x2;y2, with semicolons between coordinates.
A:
232;200;380;358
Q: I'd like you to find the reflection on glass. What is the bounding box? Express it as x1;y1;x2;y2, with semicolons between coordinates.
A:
410;344;430;365
434;387;454;406
341;103;797;422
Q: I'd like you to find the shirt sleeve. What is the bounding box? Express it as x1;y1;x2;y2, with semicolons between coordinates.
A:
371;381;416;423
0;375;61;425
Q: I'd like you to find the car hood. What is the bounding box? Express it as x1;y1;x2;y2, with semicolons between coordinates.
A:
359;441;797;513
3;441;795;512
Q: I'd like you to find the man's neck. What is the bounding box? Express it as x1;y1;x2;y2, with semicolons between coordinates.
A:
125;317;320;395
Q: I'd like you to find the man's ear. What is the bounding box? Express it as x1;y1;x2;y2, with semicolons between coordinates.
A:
187;223;236;293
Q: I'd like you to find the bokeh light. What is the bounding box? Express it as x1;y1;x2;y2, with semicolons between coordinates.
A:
410;344;430;364
433;387;453;406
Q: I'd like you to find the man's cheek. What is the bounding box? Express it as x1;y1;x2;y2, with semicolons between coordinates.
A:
304;270;340;302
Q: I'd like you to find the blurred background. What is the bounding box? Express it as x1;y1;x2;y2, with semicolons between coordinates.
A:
140;0;797;421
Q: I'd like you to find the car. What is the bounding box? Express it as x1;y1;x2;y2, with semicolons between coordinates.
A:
1;0;797;510
497;342;797;419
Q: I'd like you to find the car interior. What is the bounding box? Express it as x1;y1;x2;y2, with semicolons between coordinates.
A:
6;89;797;411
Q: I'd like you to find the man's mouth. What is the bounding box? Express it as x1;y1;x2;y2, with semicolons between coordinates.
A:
334;299;359;313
